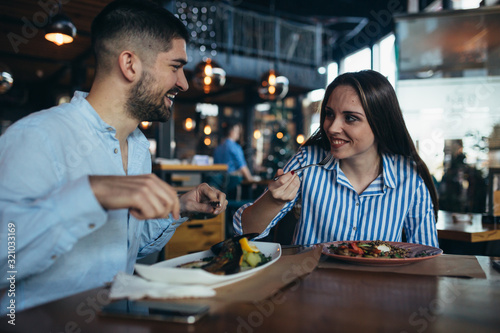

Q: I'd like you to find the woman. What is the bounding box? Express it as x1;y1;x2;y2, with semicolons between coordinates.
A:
234;70;439;247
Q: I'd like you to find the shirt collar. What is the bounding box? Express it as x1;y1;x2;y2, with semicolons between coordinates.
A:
71;91;116;133
331;152;397;189
71;91;150;148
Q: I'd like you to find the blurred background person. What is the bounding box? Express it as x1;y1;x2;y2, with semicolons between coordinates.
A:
214;121;257;197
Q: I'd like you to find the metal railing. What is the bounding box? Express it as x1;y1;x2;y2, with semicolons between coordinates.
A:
173;1;333;68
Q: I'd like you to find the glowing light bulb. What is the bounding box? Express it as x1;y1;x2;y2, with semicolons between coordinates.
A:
268;73;276;85
204;64;213;76
56;33;64;45
184;118;194;131
253;129;262;140
276;132;284;139
45;32;74;45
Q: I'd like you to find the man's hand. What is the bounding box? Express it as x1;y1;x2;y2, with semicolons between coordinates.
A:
179;183;227;216
89;174;181;220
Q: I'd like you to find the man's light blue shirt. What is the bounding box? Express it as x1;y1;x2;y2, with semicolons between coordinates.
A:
0;91;187;312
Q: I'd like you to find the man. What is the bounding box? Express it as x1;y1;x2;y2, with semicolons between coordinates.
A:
0;0;227;312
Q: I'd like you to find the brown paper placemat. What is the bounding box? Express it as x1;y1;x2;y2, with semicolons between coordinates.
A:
163;246;323;313
213;245;323;302
318;254;487;279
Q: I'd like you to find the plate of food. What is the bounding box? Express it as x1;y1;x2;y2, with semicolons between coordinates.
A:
135;238;281;288
322;240;442;266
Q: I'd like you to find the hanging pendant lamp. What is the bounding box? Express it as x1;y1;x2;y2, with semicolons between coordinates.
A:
0;63;14;94
45;12;77;46
258;69;289;101
193;58;226;94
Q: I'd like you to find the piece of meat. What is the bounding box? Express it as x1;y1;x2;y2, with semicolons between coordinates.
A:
202;238;243;275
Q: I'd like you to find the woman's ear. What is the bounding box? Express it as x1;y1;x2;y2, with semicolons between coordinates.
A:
118;51;141;82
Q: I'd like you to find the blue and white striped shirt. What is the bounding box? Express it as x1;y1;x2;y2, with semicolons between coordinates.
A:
233;145;439;247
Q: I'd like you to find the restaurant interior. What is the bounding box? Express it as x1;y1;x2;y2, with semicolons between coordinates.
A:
2;0;499;255
1;0;500;332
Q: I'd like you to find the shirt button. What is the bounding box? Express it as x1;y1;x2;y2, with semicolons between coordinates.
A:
356;202;360;206
89;223;96;229
172;222;177;226
353;227;357;230
107;127;113;131
114;148;118;154
51;255;57;260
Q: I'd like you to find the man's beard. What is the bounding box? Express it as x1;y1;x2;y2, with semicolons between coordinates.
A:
125;70;173;123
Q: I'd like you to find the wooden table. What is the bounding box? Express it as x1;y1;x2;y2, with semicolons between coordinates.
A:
153;164;229;172
3;254;499;333
436;211;500;243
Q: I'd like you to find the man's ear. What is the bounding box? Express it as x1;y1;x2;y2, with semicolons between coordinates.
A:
118;51;141;82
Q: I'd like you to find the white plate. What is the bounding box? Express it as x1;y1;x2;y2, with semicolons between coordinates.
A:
135;241;281;288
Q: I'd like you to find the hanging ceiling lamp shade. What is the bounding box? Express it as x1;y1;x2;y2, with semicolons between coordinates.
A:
0;63;14;94
258;69;289;101
45;13;77;46
193;58;226;94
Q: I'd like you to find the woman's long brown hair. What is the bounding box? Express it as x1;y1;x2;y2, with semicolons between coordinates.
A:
304;70;439;219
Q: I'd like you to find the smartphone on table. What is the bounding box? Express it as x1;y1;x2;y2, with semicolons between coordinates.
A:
99;299;209;324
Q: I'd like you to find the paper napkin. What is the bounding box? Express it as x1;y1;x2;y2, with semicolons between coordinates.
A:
109;272;216;300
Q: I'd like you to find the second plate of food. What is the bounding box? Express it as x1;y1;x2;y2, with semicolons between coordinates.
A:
322;240;442;266
135;241;281;288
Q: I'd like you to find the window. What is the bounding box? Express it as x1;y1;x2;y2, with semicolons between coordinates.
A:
327;62;338;85
341;47;371;73
377;34;396;88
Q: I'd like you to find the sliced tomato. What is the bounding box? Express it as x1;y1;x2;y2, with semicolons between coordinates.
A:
349;242;364;255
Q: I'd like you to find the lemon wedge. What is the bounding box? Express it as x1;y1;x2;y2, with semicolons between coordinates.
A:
239;237;260;253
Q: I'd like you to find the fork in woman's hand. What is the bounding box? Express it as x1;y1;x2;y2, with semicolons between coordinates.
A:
273;154;333;181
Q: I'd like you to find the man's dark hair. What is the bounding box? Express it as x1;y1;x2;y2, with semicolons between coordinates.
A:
91;0;189;72
221;120;241;138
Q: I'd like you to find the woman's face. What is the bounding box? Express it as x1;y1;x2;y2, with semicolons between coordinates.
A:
323;85;378;162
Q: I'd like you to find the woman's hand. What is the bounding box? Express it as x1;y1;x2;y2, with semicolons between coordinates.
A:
267;169;300;203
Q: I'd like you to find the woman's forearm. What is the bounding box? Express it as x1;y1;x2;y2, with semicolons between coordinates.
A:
240;191;287;234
